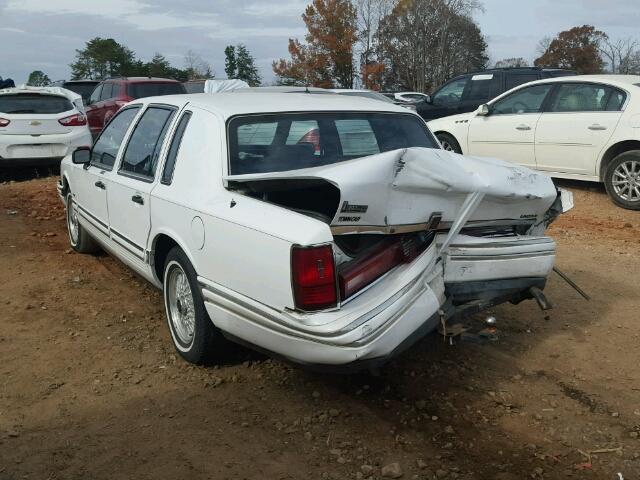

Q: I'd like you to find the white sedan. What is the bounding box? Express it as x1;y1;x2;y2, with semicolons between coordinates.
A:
58;92;570;369
428;75;640;210
0;86;92;167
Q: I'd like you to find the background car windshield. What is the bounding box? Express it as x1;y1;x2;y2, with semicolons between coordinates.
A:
127;83;185;99
229;112;438;175
0;94;73;114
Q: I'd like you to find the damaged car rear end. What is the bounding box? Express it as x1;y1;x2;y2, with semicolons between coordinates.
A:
206;101;572;369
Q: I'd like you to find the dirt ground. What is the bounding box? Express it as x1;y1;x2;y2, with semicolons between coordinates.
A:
0;172;639;480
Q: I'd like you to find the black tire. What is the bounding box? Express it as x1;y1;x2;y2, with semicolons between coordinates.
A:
604;150;640;210
65;192;99;253
163;247;222;364
436;132;462;153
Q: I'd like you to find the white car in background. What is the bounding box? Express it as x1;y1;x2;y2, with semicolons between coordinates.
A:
427;75;640;210
58;92;570;369
0;86;92;167
329;89;417;111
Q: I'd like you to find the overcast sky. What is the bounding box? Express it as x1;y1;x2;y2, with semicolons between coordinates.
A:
1;0;639;86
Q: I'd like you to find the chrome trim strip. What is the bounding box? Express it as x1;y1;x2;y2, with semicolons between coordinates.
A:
448;252;555;261
77;204;108;230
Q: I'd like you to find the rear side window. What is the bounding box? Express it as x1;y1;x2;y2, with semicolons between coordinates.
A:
120;106;176;179
0;94;73;114
505;74;539;91
548;83;627;112
335;119;379;156
89;84;102;104
91;106;140;169
464;74;500;101
161;111;192;184
127;83;185;99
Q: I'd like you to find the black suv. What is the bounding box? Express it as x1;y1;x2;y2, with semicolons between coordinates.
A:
417;67;575;121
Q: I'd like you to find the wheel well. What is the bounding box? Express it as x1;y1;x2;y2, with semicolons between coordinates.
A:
152;234;179;282
433;131;461;150
599;141;640;180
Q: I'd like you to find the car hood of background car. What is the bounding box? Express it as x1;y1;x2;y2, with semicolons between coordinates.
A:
226;147;559;234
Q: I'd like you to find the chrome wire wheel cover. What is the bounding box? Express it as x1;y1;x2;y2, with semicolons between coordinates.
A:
166;264;196;346
440;140;454;151
612;160;640;202
67;196;79;245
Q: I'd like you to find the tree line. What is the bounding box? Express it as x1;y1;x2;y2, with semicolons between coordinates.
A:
273;0;640;92
26;37;261;86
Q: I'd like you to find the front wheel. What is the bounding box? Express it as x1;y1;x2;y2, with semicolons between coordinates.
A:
163;247;222;364
436;132;462;154
65;192;98;253
604;151;640;210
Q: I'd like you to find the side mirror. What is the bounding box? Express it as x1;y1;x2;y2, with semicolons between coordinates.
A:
424;94;431;104
477;104;490;116
72;146;91;165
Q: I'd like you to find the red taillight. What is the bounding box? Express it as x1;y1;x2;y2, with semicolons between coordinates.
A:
0;118;10;127
58;113;87;126
338;239;404;300
291;245;337;311
298;128;321;154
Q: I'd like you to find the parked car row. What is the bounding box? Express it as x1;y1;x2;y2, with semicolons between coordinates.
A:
58;90;572;368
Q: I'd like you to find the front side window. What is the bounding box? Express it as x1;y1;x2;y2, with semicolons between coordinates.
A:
549;83;626;112
91;106;140;169
432;77;468;107
100;83;114;101
228;112;438;175
491;84;553;115
89;84;102;105
119;106;176;179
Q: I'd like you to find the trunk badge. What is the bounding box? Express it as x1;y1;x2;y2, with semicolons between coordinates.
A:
30;121;42;126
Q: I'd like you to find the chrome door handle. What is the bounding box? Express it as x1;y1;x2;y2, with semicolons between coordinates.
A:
588;124;607;131
131;195;144;205
516;124;531;131
94;181;106;190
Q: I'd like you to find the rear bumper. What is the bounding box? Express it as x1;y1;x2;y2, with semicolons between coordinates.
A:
0;129;92;165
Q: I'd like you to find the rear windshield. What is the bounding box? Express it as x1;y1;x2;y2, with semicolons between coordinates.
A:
127;82;185;99
0;93;73;114
228;112;438;175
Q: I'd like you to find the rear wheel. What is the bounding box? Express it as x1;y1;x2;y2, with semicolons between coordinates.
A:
163;247;222;364
604;151;640;210
65;192;98;253
436;132;462;153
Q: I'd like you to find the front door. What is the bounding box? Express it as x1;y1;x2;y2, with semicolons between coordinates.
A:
467;83;554;168
76;105;142;236
535;82;625;176
107;104;177;262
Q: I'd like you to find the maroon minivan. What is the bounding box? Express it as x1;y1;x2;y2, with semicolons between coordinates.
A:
85;77;185;137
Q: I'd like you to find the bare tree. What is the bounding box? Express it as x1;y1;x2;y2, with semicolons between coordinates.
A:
494;57;528;68
354;0;392;87
184;50;213;79
601;37;640;74
535;36;552;57
376;0;487;92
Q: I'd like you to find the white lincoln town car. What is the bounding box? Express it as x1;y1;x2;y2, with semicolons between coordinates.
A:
427;75;640;210
58;92;571;369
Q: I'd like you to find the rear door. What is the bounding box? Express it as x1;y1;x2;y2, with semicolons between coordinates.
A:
107;104;176;262
75;105;141;238
535;82;626;175
467;83;554;168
